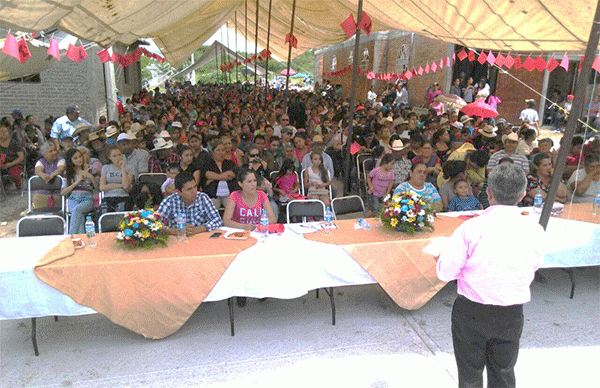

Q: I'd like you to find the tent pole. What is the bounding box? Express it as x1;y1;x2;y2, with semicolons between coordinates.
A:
254;0;260;96
539;0;600;229
285;0;297;105
245;0;248;82
226;22;231;84
214;44;219;84
220;28;227;84
235;11;239;83
264;0;273;99
344;0;363;194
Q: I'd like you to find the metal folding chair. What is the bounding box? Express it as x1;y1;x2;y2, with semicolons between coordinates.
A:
286;199;326;223
138;173;167;186
16;214;66;356
331;195;366;220
26;175;65;217
98;211;129;233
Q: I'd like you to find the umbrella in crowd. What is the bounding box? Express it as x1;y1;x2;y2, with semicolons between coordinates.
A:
435;94;467;110
280;68;296;76
460;98;499;118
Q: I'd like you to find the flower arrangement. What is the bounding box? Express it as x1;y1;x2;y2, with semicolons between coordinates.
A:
378;192;436;234
116;209;168;249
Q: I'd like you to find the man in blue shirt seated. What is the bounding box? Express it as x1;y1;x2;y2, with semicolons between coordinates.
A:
50;105;92;150
157;172;223;237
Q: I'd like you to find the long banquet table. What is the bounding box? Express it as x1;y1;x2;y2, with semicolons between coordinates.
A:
1;204;598;341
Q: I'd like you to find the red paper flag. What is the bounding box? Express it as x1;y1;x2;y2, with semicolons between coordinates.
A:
453;52;456;61
418;66;423;75
17;39;31;63
431;62;437;72
477;51;488;64
486;52;496;66
513;56;523;69
504;54;515;69
404;70;412;80
592;56;600;73
284;33;298;48
546;57;559;72
424;63;430;73
78;45;87;61
534;56;547;72
47;38;60;61
495;53;505;67
559;54;569;71
522;56;535;71
341;14;357;38
439;59;444;69
350;141;361;155
66;44;80;61
578;55;584;71
2;33;19;60
468;50;476;62
358;11;372;35
446;56;451;67
457;49;467;61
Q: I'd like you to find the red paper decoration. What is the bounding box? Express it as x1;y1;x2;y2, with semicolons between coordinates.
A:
439;59;444;69
504;54;515;69
457;49;467;61
446;56;451;67
341;14;357;38
592;56;600;73
477;51;488;64
358;12;372;35
468;51;476;62
495;54;505;67
547;57;559;72
522;56;535;71
513;56;523;69
284;33;298;48
578;55;584;71
431;62;437;72
534;56;547;72
66;44;85;62
418;66;423;75
17;39;31;63
424;63;430;73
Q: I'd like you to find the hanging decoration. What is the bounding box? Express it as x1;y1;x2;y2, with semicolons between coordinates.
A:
341;14;357;38
2;33;19;60
220;49;272;72
47;38;60;60
284;33;298;48
17;38;31;63
65;43;85;62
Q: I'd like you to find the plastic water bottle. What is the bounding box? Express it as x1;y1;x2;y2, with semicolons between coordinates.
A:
357;218;372;230
176;213;187;242
533;189;543;215
85;216;96;247
593;190;600;215
259;209;269;240
324;206;334;234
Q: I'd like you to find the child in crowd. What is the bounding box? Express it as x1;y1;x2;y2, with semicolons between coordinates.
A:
447;179;482;211
273;158;300;203
366;153;395;216
304;151;331;206
161;164;179;196
465;150;489;196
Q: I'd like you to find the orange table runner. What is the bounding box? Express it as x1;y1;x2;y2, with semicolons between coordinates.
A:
556;203;600;224
304;216;466;310
34;231;256;339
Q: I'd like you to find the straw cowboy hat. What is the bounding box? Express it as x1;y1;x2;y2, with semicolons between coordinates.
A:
310;134;325;146
460;115;474;124
129;122;144;135
72;123;93;137
502;132;519;143
392;117;407;127
391;139;409;152
105;125;119;138
478;125;497;138
156;130;171;138
151;137;174;151
86;131;104;145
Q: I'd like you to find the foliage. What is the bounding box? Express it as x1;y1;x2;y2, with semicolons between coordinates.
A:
378;192;436;235
116;209;168;249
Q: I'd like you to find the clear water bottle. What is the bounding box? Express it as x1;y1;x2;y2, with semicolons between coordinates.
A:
324;206;334;234
533;189;543;215
593;190;600;215
176;213;187;242
357;218;372;230
259;209;269;240
85;215;96;247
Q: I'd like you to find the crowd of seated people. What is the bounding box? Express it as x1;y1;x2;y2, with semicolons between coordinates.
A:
4;80;599;235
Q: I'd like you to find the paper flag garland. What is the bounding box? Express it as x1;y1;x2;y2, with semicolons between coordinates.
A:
457;49;467;61
439;59;443;69
559;55;569;71
78;45;87;61
513;56;523;69
446;56;451;67
17;38;31;63
504;54;515;69
486;52;496;66
418;66;423;75
97;49;111;63
47;38;60;61
66;44;80;61
2;33;19;60
358;11;372;35
495;53;505;67
522;56;535;71
431;62;437;72
424;63;430;73
534;56;547;72
341;14;357;38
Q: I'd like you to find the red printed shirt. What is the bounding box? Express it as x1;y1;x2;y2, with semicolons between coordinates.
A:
229;190;268;225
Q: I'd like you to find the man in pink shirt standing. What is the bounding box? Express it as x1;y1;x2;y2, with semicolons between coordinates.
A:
436;164;545;388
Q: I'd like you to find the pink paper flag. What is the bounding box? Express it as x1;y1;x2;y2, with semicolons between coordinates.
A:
97;49;111;63
522;56;536;71
446;56;451;66
486;52;496;66
418;66;423;75
504;54;515;69
578;55;584;72
547;57;559;72
439;59;444;69
592;56;600;73
431;62;437;72
65;44;80;61
477;51;488;64
559;54;569;71
350;141;361;155
424;63;430;73
404;70;412;80
495;53;505;67
341;14;357;38
2;33;19;60
47;38;60;60
457;49;467;61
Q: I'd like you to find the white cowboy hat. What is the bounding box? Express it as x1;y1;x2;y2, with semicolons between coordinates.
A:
151;137;174;151
105;125;119;138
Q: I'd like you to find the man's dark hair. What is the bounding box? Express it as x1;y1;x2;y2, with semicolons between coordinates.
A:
174;172;195;191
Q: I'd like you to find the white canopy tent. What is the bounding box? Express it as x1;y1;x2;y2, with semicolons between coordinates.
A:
0;0;596;68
